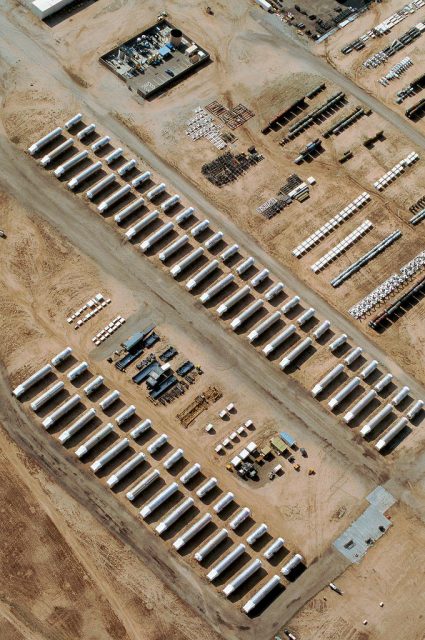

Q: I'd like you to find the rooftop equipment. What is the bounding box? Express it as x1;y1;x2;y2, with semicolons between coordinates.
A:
231;299;264;331
186;260;219;291
180;463;201;485
132;171;152;187
374;373;393;393
91;437;129;473
98;184;131;213
360;360;379;380
251;268;269;288
207;543;246;581
281;296;300;314
175;207;195;224
213;491;234;513
279;337;312;370
196;477;217;498
229;507;251;530
42;393;81;429
107;451;146;488
51;346;73;367
104;148;123;165
126;469;161;501
170;248;204;277
360;404;393;437
77;123;96;140
262;324;296;357
281;553;304;576
86;173;117;199
163;448;184;470
99;390;120;410
247;523;268;545
67;161;103;189
125;211;159;240
200;273;234;304
161;195;180;212
40;138;74;167
173;513;212;550
344;390;377;423
91;135;110;152
194;528;228;562
220;243;239;262
328;377;361;410
236;256;255;275
311;364;345;397
159;235;189;261
375;417;409;451
146;183;166;201
223;559;262;597
147;433;168;454
67;361;88;382
54;150;89;177
344;346;363;366
130;419;152;439
58;408;96;443
191;219;210;237
115;404;136;426
265;282;284;301
64;113;82;130
140;482;179;519
263;537;285;560
242;575;281;614
114;198;145;223
156;497;195;535
118;159;137;176
391;386;410;406
204;231;223;249
217;285;251;316
329;334;348;352
407;399;424;420
313;320;331;340
75;423;114;458
28;127;63;155
30;381;64;411
248;311;281;342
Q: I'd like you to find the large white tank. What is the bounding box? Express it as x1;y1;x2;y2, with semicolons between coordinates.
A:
114;197;145;223
86;173;116;199
67;161;102;189
374;373;393;393
161;194;180;212
223;559;262;597
155;497;194;535
99;390;120;410
84;375;104;396
126;469;160;501
279;337;312;370
77;123;96;140
246;523;268;545
264;281;284;301
231;299;264;331
375;417;409;451
262;324;296;357
140;222;175;252
344;390;377;424
146;183;166;201
207;543;246;581
159;235;189;262
147;433;168;454
311;364;344;397
391;386;410;406
251;268;269;288
163;448;184;470
170;247;204;277
217;285;251;316
58;408;96;443
186;260;219;291
360;359;379;380
229;507;251;530
360;404;393;437
42;394;81;429
263;537;285;560
132;171;151;187
90;437;129;473
98;184;131;213
281;295;300;314
236;256;255;275
28;127;63;155
248;311;281;343
179;463;201;485
213;491;234;513
107;451;146;487
75;423;114;458
117;159;137;176
220;243;239;262
140;482;179;518
13;363;53;398
281;553;304;576
204;230;223;249
64;113;82;130
407;399;424;420
194;528;228;562
51;346;73;367
104;148;123;165
313;319;331;340
200;273;234;304
130;419;152;439
115;404;136;426
67;361;88;382
328;376;361;410
173;512;212;550
242;575;281;614
40;138;74;167
196;477;217;498
191;219;210;237
125;211;159;240
54;150;89;178
175;207;194;224
30;381;64;411
91;135;111;152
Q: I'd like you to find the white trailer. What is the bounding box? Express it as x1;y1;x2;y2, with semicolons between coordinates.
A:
194;529;228;562
313;320;331;340
265;282;284;301
251;268;269;288
75;423;114;458
13;363;53;398
217;285;251;317
311;364;345;397
58;408;96;443
130;419;152;439
64;113;82;130
40;138;74;167
118;159;137;176
213;491;234;513
231;299;264;331
30;381;64;411
375;417;409;451
126;469;160;501
28;127;63;155
159;235;189;262
173;512;212;550
282;295;300;314
104;148;123;165
374;373;393;393
191;219;210;237
140;482;179;519
77;123;96;140
146;183;166;201
140;222;174;252
262;324;296;357
247;523;268;545
114;198;145;223
170;247;204;277
175;207;194;224
248;311;281;342
391;386;410;406
98;184;131;213
125;211;159;240
281;553;304;576
115;404;136;426
207;543;246;581
204;230;223;249
360;404;393;437
67;361;88;381
223;559;262;597
220;243;239;262
51;346;73;367
263;537;285;560
86;173;116;199
156;497;194;535
90;437;129;473
186;260;219;291
297;307;315;326
132;171;151;187
147;433;168;454
67;161;102;189
107;451;146;487
229;507;251;530
163;448;184;470
99;389;120;410
179;463;201;485
161;195;180;212
54;150;89;177
200;273;234;304
42;393;81;429
407;399;424;420
242;575;281;614
236;257;255;276
328;377;361;410
344;390;377;424
344;346;363;366
329;333;348;352
196;477;217;498
279;337;312;370
360;360;379;380
91;135;110;152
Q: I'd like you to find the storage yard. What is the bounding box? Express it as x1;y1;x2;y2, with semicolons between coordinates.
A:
1;0;425;639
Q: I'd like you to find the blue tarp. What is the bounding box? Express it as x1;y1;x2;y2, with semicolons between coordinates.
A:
279;431;296;447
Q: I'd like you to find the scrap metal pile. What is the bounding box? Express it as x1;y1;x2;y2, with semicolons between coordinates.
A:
202;149;263;187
